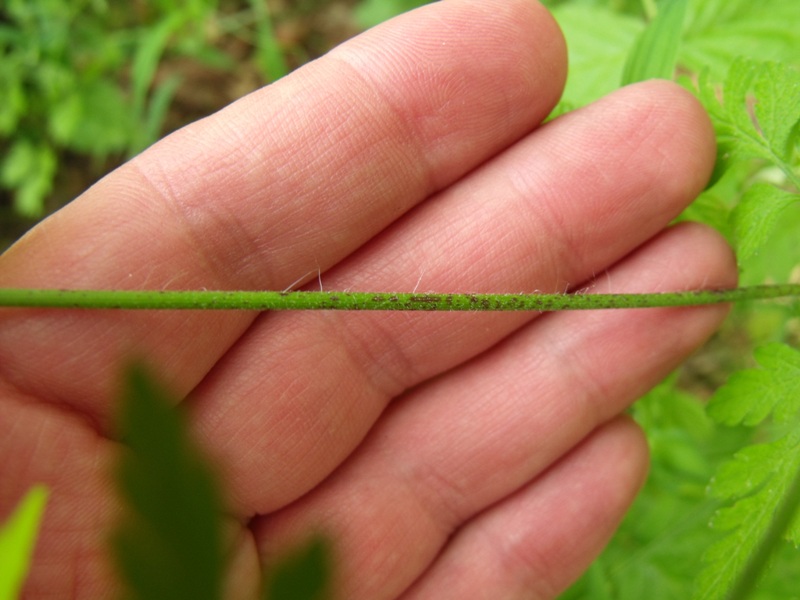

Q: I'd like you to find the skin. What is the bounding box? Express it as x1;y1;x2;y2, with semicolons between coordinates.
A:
0;0;737;597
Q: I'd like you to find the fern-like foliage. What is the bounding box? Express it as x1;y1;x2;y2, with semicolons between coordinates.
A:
694;64;800;599
701;59;799;177
731;183;798;262
697;59;800;260
550;3;800;599
695;343;800;599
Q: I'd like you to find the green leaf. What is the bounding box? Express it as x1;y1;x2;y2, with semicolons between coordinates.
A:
621;0;688;85
0;139;57;217
131;14;184;119
49;92;83;145
263;536;331;600
0;486;48;600
707;343;800;427
731;183;799;262
48;79;134;156
0;65;26;135
129;74;183;156
551;5;642;107
699;59;800;187
354;0;432;28
248;0;288;82
112;364;224;600
751;64;800;159
696;344;800;600
696;432;800;600
681;0;800;81
564;378;736;600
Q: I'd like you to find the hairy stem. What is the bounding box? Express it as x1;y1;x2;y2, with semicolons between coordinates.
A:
0;284;799;311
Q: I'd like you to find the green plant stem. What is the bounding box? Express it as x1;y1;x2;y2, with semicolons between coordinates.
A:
0;284;799;311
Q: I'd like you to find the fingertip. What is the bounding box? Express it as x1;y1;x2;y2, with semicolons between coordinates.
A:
665;221;738;289
600;415;651;499
398;415;651;600
619;79;718;200
517;416;650;595
332;0;568;134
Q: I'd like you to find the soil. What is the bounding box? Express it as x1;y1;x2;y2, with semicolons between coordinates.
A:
0;0;363;251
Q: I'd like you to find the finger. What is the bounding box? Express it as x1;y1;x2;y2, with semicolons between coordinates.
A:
0;0;566;425
188;81;718;514
250;223;736;599
0;392;264;597
399;417;648;600
0;391;117;596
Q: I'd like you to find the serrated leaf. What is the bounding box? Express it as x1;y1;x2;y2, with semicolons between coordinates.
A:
707;343;800;427
696;432;800;600
621;0;687;85
731;183;799;261
699;59;800;185
112;364;224;600
697;344;800;599
708;442;780;502
0;485;48;600
264;536;331;600
753;63;800;157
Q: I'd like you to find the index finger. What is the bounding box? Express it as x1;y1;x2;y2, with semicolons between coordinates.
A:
0;0;567;423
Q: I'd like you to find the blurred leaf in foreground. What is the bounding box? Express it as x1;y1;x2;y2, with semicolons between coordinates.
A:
112;364;224;600
263;535;331;600
0;485;48;600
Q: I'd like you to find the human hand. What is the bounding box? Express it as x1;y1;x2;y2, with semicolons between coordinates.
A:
0;0;736;597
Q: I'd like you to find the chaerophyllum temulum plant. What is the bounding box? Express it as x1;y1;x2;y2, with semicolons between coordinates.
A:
552;1;800;599
2;1;799;599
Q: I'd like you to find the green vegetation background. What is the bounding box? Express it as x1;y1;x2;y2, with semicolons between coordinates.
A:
1;0;799;598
